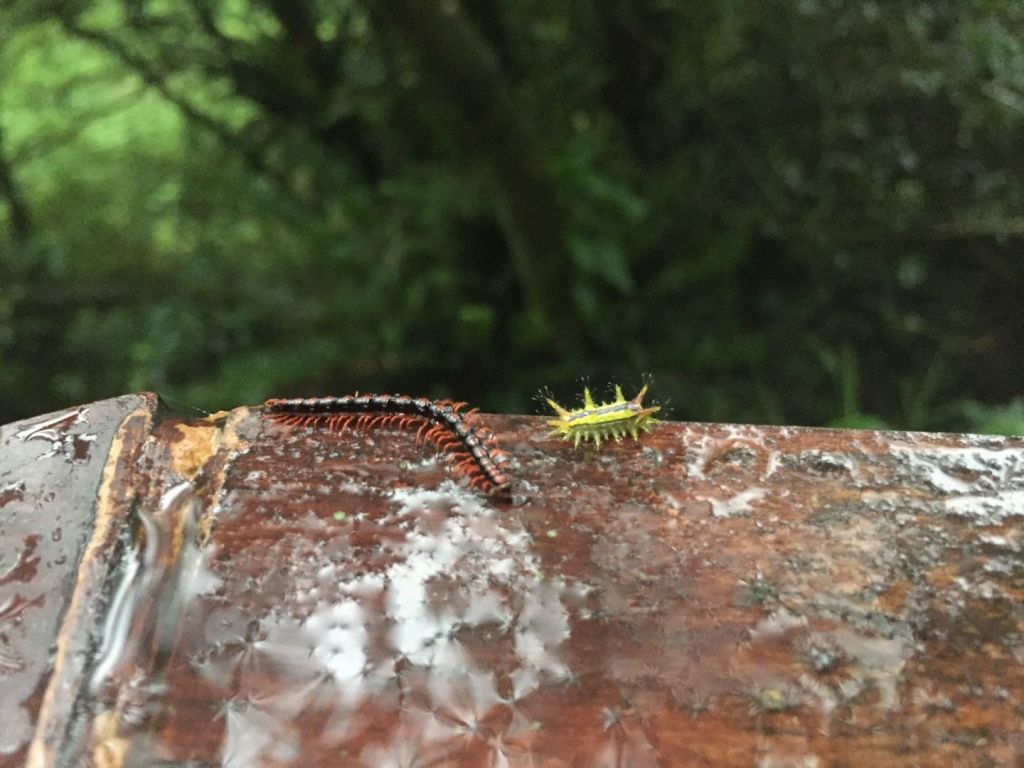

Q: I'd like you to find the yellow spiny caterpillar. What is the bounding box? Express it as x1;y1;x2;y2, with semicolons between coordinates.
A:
546;384;661;448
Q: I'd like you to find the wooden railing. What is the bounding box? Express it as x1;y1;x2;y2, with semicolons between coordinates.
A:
3;394;1023;767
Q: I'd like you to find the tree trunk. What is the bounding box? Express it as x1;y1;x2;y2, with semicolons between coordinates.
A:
371;0;584;353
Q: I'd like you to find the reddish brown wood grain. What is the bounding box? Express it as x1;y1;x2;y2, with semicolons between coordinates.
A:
3;395;1024;767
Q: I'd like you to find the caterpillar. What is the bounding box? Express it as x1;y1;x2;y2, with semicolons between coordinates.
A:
263;394;510;494
546;384;660;448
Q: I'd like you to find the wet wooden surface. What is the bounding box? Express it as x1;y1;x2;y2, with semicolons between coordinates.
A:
2;395;1024;767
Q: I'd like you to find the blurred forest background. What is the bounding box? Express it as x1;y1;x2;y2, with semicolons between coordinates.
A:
1;0;1023;432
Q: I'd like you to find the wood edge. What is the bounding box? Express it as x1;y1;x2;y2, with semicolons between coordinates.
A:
25;396;158;768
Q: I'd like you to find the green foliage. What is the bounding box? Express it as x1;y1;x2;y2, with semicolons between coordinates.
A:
962;398;1024;436
0;0;1022;434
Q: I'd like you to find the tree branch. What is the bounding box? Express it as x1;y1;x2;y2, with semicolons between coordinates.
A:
59;18;308;210
186;0;237;55
186;0;381;181
12;86;142;166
